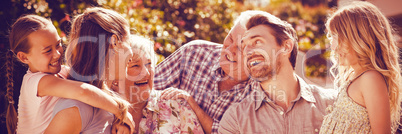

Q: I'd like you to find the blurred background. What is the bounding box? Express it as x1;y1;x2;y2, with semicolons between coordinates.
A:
0;0;401;132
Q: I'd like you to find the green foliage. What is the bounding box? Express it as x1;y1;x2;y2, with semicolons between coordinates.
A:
260;2;332;78
6;0;332;77
98;0;237;64
55;0;235;64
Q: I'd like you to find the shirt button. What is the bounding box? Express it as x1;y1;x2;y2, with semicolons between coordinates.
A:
315;128;319;132
279;111;284;115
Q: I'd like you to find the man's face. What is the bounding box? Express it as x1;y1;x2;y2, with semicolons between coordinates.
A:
241;25;283;81
219;23;249;81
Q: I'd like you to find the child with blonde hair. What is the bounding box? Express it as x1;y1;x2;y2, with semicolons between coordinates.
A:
320;1;401;133
6;14;133;134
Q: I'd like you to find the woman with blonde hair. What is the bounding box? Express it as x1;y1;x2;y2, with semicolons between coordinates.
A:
45;7;135;133
320;1;401;133
111;35;203;133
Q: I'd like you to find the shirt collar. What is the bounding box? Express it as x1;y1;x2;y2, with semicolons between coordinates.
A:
296;75;316;103
212;62;224;81
27;68;32;74
253;74;316;111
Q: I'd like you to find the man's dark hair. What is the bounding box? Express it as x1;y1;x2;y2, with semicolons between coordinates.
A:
246;14;298;69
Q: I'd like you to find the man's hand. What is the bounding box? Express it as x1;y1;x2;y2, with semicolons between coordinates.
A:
160;87;191;101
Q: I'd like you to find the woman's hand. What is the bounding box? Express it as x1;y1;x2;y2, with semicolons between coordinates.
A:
160;87;191;101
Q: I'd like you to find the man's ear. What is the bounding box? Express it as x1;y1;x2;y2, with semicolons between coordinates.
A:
282;39;294;55
16;52;30;64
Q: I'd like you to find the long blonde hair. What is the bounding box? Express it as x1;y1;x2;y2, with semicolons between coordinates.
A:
66;7;130;88
327;1;401;131
66;7;131;125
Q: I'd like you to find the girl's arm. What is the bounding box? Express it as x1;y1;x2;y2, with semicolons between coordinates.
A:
37;75;134;132
360;71;391;134
38;75;122;116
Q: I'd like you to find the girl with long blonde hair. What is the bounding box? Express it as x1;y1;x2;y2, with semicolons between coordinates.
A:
320;1;401;133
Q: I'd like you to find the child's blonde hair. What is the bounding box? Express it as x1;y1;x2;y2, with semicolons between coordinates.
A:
327;1;401;131
7;14;53;133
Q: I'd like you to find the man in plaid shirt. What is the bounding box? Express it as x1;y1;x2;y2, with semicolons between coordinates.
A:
154;11;267;133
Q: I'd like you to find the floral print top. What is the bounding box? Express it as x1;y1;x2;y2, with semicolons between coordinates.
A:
320;70;384;134
138;90;204;134
319;78;372;134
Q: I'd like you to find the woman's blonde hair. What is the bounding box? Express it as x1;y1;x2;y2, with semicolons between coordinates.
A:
66;7;131;125
66;7;130;87
327;1;401;131
129;35;156;66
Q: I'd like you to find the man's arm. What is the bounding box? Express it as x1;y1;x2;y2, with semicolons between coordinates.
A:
187;96;214;134
157;41;222;133
154;43;186;90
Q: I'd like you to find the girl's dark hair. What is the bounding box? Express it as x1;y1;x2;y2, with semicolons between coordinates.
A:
7;14;52;134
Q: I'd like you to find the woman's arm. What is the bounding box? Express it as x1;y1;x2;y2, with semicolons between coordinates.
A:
360;71;391;134
37;75;134;132
44;107;81;134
